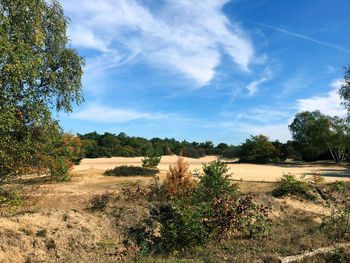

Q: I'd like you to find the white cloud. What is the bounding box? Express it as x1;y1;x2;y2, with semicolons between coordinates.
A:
330;79;345;89
296;79;346;116
61;0;255;86
247;123;291;142
71;104;167;123
218;120;291;142
245;68;272;96
246;77;268;96
237;108;290;123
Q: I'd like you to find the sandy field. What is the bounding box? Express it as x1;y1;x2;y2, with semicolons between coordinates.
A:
73;155;350;183
0;156;348;262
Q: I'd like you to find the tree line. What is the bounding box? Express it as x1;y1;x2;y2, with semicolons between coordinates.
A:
78;131;240;159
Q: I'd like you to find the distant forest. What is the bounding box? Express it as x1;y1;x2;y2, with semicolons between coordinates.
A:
78;131;294;160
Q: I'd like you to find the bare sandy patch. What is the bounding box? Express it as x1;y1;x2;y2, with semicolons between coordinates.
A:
73;156;350;183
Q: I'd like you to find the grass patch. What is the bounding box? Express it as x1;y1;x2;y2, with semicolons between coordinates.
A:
272;173;312;198
104;166;159;177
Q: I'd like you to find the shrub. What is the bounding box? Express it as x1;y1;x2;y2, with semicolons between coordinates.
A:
123;158;273;256
163;157;195;198
197;160;238;202
104;166;159;177
90;192;114;210
207;194;272;240
272;173;311;197
323;207;350;241
221;146;241;158
49;156;74;181
310;170;324;185
239;135;280;163
333;181;345;192
182;147;206;158
0;188;22;209
142;156;161;168
142;147;161;168
150;204;208;253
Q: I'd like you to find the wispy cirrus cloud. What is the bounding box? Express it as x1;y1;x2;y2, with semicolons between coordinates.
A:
245;68;272;96
257;23;350;53
71;104;168;123
61;0;255;86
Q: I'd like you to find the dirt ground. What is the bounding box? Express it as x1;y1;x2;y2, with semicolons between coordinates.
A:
0;156;349;262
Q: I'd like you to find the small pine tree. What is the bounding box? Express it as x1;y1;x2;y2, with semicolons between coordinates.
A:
164;157;195;198
142;147;161;168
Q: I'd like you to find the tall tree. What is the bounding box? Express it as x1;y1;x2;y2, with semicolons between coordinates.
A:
339;65;350;119
289;111;350;162
289;111;330;161
0;0;84;179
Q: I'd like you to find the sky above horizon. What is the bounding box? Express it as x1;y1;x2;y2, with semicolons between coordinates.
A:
57;0;350;145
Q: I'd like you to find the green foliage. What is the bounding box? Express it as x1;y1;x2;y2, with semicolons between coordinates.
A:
333;181;345;192
124;160;273;256
79;131;242;159
142;147;161;168
239;135;280;163
289;111;350;162
0;0;84;180
0;188;22;209
197;160;238;202
182;147;206;158
323;208;350;241
221;145;241;158
339;65;350;120
151;204;208;253
272;173;311;197
207;195;273;240
49;156;73;181
104;166;159;177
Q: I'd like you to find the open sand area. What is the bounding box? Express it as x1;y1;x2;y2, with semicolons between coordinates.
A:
73;155;350;183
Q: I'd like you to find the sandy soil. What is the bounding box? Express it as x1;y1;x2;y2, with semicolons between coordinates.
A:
73;156;350;182
0;156;348;262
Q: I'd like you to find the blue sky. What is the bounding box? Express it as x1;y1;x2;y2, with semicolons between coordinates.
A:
57;0;350;145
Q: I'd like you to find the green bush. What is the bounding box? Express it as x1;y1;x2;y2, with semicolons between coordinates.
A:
0;188;22;209
272;173;311;197
323;207;350;241
182;147;206;158
197;160;238;202
123;160;273;256
151;204;209;253
142;147;161;168
239;135;280;163
104;166;159;177
333;181;345;192
142;156;161;168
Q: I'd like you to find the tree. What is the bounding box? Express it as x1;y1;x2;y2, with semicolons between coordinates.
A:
289;111;350;163
289;111;330;161
327;116;350;163
239;135;280;163
0;0;84;179
339;65;350;119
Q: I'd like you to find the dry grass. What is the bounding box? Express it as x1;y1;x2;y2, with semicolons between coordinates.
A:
0;157;349;262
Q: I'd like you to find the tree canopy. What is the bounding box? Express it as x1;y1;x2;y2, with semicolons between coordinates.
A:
339;65;350;119
289;111;350;162
0;0;84;180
